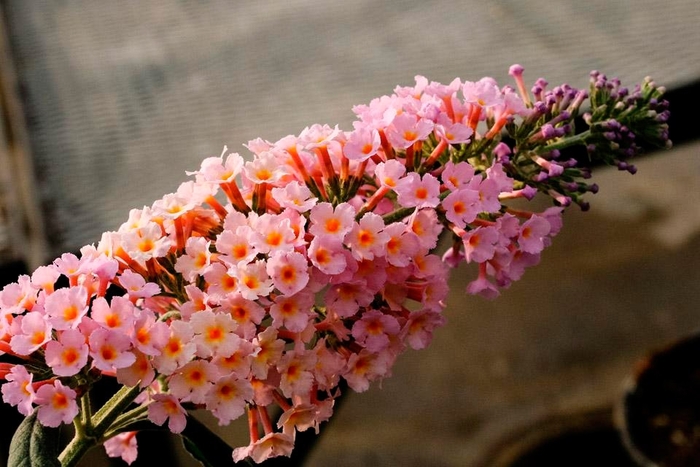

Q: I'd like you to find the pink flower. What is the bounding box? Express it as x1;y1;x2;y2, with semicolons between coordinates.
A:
203;262;240;301
271;182;317;212
153;320;196;375
441;161;475;191
116;349;155;389
267;251;310;297
394;172;441;209
44;329;89;377
308;235;347;275
206;374;253;425
91;296;135;334
189;149;244;184
131;308;169;356
117;270;161;299
441;189;479;228
243;150;286;184
169;360;219;404
89;328;136;372
120;222;172;265
35;380;79;427
216;227;259;266
518;216;551;254
343;349;392;393
324;281;374;318
218;294;265;340
345;213;388;261
249;214;296;254
270;292;315;333
175;237;213;281
351;309;401;352
1;365;35;415
435;121;473;144
250;327;285;380
277;350;316;398
44;285;89;331
190;309;238;358
309;202;355;240
403;310;447;350
104;432;138;465
9;312;52;355
461;226;500;263
409;209;442;250
0;275;38;313
343;127;381;161
385;114;433;149
235;432;294;464
383;223;420;267
232;260;274;300
374;159;406;189
148;393;188;433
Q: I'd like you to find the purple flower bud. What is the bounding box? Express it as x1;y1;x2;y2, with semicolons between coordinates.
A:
603;132;618;141
533;171;549;182
509;64;524;77
493;142;512;159
541;124;557;139
588;183;599;194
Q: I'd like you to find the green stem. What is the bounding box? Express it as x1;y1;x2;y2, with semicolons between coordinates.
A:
58;385;142;467
535;130;590;154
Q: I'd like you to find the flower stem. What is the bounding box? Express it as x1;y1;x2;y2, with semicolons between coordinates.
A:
58;385;142;467
535;130;590;154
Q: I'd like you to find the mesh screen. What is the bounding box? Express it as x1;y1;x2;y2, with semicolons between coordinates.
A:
3;0;699;258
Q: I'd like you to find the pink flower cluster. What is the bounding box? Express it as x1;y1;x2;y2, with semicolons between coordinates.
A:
1;67;579;464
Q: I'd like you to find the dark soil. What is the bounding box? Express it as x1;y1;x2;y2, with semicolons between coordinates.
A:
623;335;700;466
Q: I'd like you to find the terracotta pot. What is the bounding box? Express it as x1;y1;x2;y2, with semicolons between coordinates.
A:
479;407;636;467
617;334;700;466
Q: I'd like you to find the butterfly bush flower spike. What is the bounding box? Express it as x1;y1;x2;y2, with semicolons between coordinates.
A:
0;66;670;466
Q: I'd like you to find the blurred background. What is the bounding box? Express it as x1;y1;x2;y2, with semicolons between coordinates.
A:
0;1;698;465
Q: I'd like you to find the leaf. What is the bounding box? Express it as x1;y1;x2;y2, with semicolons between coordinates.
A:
7;412;60;467
179;416;236;467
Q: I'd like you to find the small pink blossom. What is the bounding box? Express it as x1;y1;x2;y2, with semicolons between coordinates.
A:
374;159;406;189
206;374;253;425
385;113;433;149
394;172;441;209
9;312;52;355
44;329;89;377
343;127;381;161
148;393;188;433
117;269;161;299
308;235;347;275
35;380;79;427
104;432;138;465
351;309;401;352
271;182;317;212
345;213;388;261
175;236;213;281
270;292;315;333
89;328;136;372
461;226;500;263
309;202;355;240
44;285;89;331
232;260;274;300
1;365;35;415
518;216;552;254
267;251;310;296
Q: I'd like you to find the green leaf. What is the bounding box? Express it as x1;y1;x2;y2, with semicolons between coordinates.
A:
178;416;236;467
7;412;60;467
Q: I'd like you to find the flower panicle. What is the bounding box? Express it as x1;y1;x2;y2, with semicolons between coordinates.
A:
0;66;670;465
